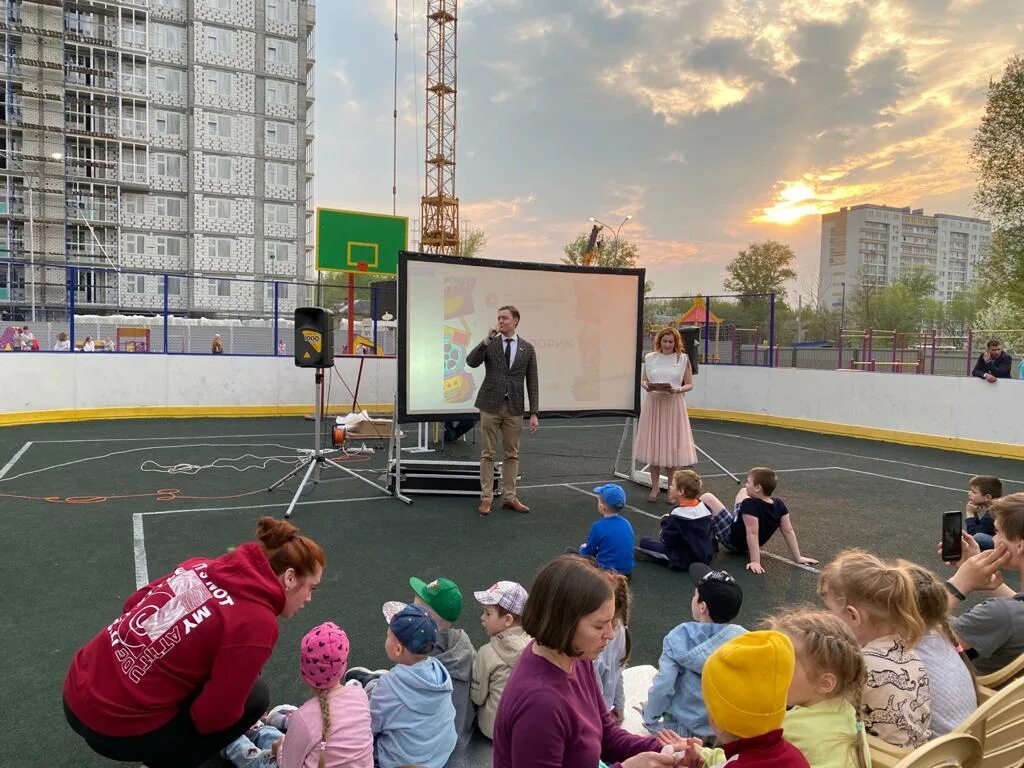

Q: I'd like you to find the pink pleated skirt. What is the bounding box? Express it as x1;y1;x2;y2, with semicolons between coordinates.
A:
633;392;697;467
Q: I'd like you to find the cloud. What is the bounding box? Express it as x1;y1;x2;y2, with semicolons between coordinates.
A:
317;0;1024;297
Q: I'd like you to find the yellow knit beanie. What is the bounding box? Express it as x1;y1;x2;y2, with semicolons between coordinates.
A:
701;630;794;739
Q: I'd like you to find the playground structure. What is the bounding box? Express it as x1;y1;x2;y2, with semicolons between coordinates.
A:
837;328;937;374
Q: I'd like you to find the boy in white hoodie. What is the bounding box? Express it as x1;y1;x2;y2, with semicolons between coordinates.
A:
469;581;530;738
369;603;457;768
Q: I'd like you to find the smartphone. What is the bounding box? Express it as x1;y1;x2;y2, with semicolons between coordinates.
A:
941;511;963;562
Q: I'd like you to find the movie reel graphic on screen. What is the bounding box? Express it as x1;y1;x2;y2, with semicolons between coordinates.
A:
443;325;475;403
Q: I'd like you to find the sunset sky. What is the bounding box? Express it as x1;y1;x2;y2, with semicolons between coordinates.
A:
314;0;1023;301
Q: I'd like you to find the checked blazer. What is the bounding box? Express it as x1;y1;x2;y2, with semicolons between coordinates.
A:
466;335;540;417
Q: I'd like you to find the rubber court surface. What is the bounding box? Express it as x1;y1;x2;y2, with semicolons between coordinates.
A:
1;415;1020;766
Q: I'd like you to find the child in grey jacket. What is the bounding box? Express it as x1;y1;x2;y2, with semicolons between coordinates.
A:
641;563;747;740
409;576;477;744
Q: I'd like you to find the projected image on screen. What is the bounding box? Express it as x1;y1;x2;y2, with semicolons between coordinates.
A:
399;253;645;420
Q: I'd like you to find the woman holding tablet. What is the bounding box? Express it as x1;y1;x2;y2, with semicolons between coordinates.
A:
634;326;696;501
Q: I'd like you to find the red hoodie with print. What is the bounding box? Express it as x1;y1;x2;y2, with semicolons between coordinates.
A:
64;542;286;737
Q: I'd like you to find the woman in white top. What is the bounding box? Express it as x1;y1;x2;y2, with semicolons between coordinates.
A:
54;332;71;351
634;326;697;502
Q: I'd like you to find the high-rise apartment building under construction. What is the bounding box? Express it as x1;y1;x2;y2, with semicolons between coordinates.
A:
1;0;315;321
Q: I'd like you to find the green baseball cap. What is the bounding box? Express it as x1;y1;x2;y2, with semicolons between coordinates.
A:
409;576;463;622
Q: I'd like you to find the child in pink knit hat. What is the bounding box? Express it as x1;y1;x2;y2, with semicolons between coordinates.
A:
222;621;374;768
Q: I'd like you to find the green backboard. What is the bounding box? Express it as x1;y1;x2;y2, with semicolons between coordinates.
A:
316;208;408;275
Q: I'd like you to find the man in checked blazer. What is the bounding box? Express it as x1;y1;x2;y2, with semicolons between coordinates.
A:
466;304;540;516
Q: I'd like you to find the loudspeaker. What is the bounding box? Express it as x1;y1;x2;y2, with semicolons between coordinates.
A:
294;307;334;368
679;325;699;375
371;280;397;319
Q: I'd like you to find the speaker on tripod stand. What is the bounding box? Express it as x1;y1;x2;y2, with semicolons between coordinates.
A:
268;307;394;516
294;307;334;368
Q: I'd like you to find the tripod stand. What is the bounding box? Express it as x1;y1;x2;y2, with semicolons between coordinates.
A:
613;417;741;488
268;369;394;517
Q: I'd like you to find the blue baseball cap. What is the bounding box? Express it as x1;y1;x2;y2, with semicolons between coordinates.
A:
383;602;438;654
593;483;626;509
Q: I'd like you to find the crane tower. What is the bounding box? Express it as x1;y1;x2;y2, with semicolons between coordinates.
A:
420;0;459;254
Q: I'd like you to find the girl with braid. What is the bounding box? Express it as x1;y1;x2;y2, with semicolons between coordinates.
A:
224;622;373;768
767;608;871;768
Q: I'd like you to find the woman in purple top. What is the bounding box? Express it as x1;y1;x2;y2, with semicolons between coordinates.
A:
492;555;683;768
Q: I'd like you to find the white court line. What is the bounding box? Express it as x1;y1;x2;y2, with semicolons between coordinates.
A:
36;422;626;446
0;441;31;479
694;428;1024;485
132;495;393;587
37;431;314;444
0;442;307;484
561;483;823;575
138;493;392;518
133;513;149;588
835;467;965;493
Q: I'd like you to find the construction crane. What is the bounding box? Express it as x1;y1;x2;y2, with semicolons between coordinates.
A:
420;0;460;254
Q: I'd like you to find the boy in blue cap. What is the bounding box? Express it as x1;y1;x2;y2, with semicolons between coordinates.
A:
369;602;457;768
577;483;636;576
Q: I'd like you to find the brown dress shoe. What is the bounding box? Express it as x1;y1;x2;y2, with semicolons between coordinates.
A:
502;498;530;513
478;499;492;516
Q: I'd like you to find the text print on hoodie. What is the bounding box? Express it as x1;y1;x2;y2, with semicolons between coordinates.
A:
64;542;285;737
369;656;458;768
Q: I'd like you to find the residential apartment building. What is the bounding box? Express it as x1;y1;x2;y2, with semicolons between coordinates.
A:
0;0;314;321
819;205;991;310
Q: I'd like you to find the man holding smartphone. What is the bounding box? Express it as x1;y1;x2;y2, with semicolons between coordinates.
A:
942;492;1024;674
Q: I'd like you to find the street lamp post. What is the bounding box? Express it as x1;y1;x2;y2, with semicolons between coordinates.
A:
589;214;632;247
840;281;846;328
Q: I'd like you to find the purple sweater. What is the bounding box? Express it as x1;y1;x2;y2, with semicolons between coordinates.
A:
492;642;660;768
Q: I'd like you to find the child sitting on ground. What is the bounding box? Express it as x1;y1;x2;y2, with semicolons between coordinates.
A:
469;580;530;739
818;549;931;749
641;563;746;740
369;603;457;768
408;576;477;743
702;466;817;574
965;474;1002;550
636;469;713;571
899;561;977;735
682;630;810;767
593;573;632;723
767;608;870;768
578;483;636;576
222;621;374;768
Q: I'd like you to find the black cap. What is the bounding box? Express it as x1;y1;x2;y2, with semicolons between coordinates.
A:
689;562;743;623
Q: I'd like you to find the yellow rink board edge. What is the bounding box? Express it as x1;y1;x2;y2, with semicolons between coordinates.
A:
0;405;1019;460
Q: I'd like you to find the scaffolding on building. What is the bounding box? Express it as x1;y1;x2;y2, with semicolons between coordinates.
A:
1;0;149;321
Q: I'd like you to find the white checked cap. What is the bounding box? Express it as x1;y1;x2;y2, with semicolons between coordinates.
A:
473;580;528;615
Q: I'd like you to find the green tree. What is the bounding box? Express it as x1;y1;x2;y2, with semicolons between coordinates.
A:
971;56;1024;231
850;269;938;332
562;233;639;268
456;227;488;258
722;240;796;304
563;232;653;293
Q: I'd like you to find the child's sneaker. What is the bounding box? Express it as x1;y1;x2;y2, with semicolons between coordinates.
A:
343;666;387;689
265;704;297;731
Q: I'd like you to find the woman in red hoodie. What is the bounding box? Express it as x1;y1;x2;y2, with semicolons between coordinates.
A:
63;516;325;768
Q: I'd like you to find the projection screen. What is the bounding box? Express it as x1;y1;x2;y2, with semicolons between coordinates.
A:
398;252;645;421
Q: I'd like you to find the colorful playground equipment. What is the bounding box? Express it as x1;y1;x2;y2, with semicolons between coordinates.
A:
837;328;938;374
